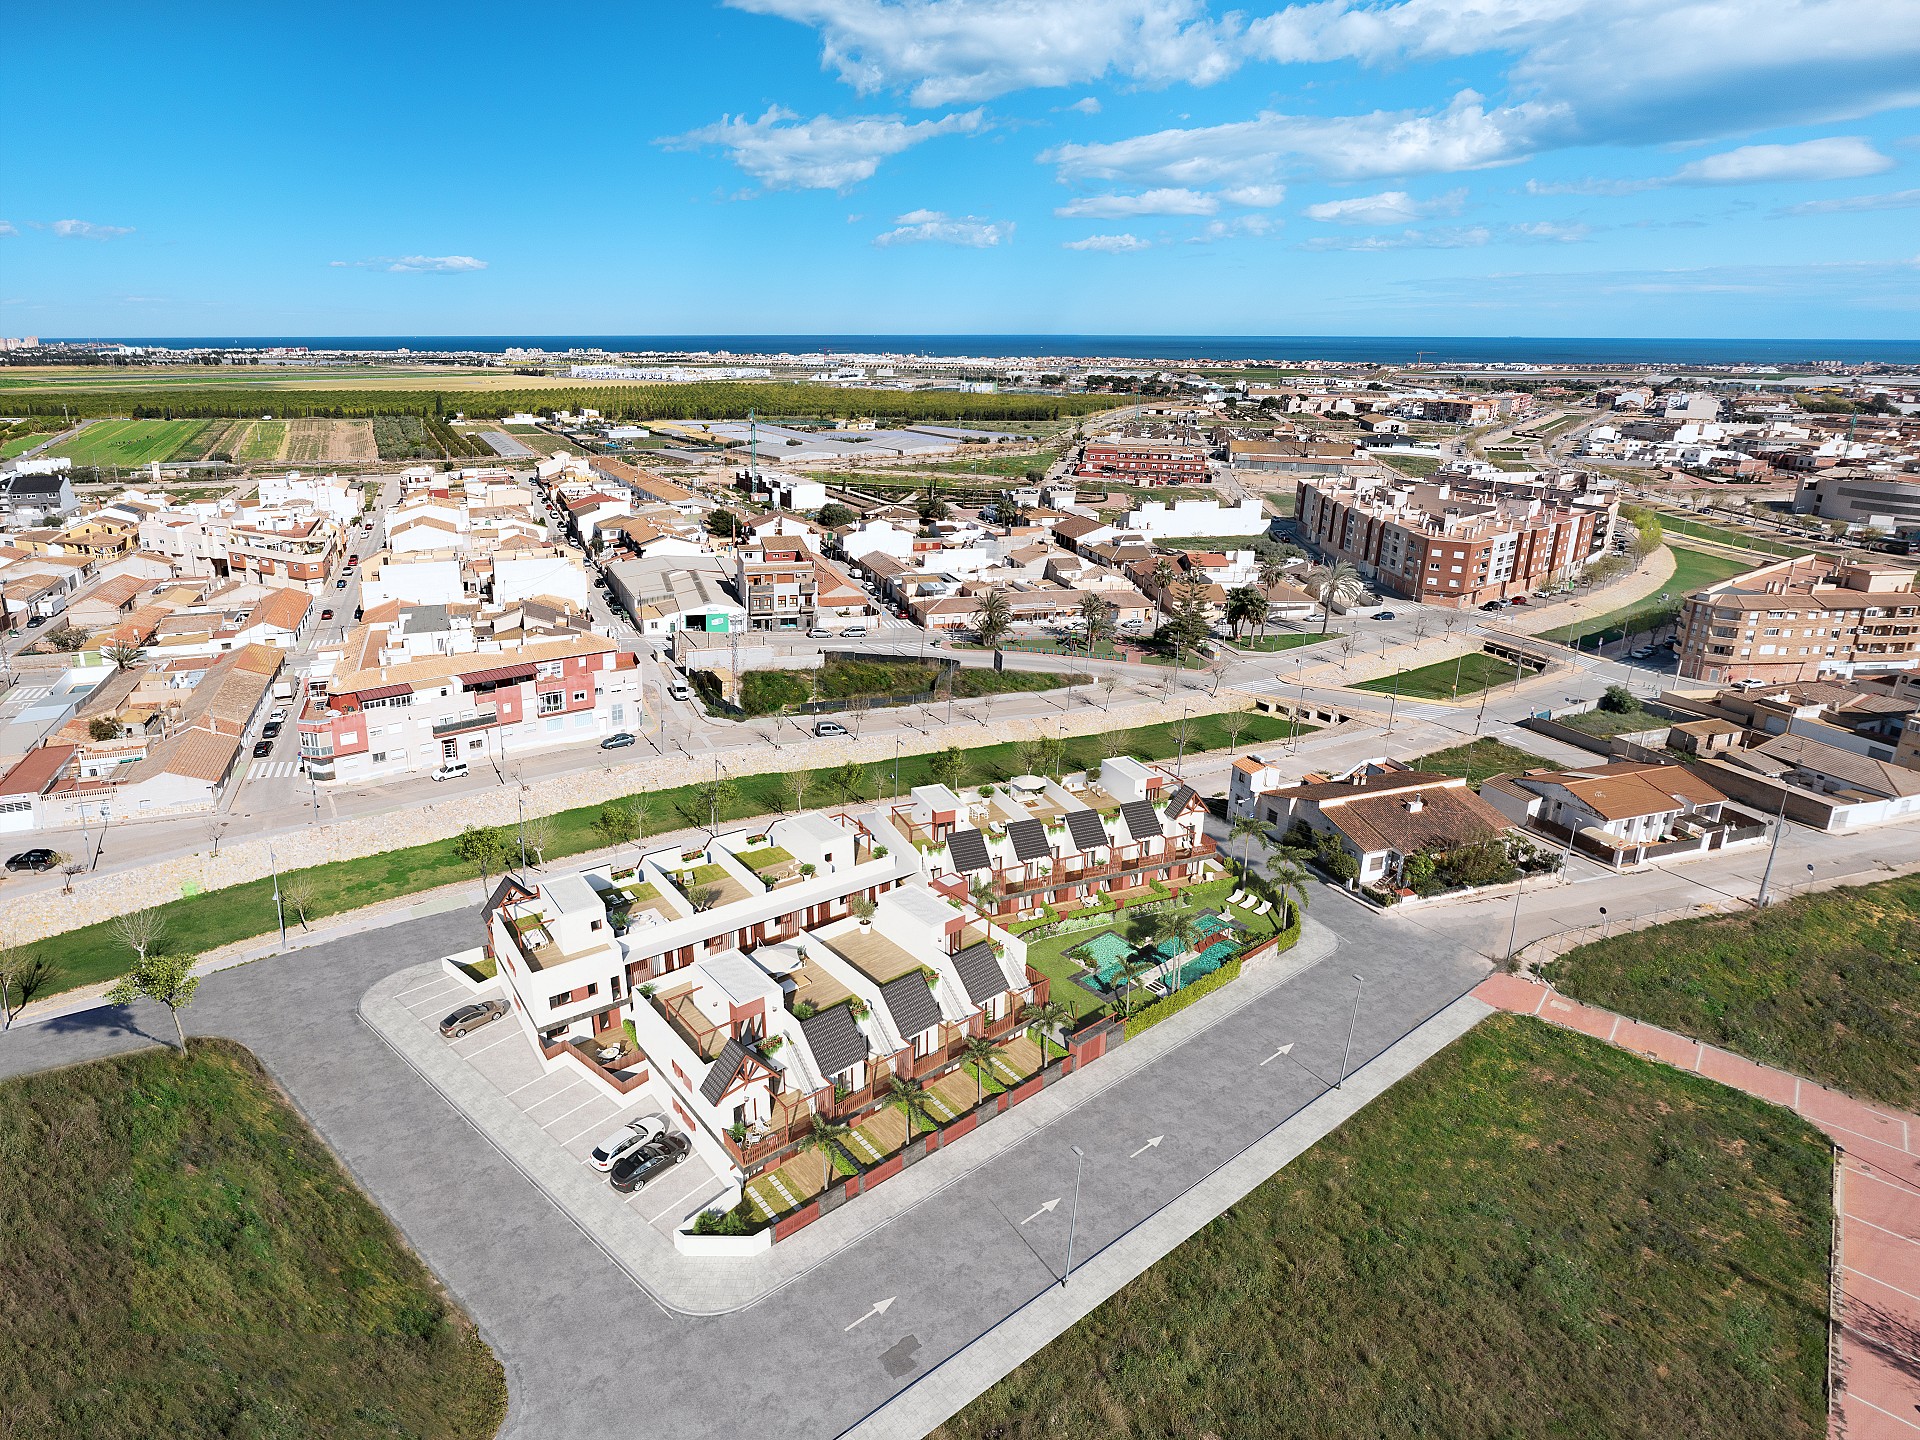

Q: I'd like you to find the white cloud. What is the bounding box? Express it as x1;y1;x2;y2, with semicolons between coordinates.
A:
1246;0;1920;145
729;0;1240;106
1299;225;1490;251
0;222;16;238
873;209;1013;246
1068;96;1101;115
1192;214;1278;241
1042;91;1562;187
1056;187;1218;217
1064;233;1151;251
1671;137;1893;185
1219;183;1286;207
1775;187;1920;217
45;219;134;240
1509;220;1593;242
1303;187;1464;224
663;104;984;190
330;255;488;273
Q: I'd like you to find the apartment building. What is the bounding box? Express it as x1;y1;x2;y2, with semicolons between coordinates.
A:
482;809;1045;1183
1296;475;1608;607
225;516;339;592
1675;556;1920;685
297;628;639;783
1077;439;1209;483
735;541;819;632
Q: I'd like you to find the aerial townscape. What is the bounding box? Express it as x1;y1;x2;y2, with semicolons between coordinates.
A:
5;4;1920;1440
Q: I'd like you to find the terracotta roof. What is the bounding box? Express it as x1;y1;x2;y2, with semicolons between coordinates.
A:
0;744;77;798
245;587;311;633
1323;785;1508;857
1522;761;1729;820
122;727;239;785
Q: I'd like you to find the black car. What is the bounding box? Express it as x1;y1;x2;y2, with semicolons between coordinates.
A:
252;739;273;757
600;732;636;750
438;999;508;1038
608;1132;691;1192
5;848;57;872
261;721;283;739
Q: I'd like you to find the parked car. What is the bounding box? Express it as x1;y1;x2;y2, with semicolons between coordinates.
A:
269;708;288;723
667;681;692;702
347;555;359;567
1372;610;1396;621
432;760;470;781
5;848;58;872
588;1115;668;1172
320;609;333;620
335;578;348;589
813;719;849;737
600;732;636;749
261;721;283;739
353;606;364;620
252;739;274;757
608;1132;692;1192
844;625;868;638
24;615;43;628
808;627;832;638
438;999;508;1038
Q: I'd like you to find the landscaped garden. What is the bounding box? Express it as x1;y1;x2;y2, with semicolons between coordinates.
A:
1553;873;1920;1110
0;1040;508;1439
934;1014;1832;1440
1540;545;1754;647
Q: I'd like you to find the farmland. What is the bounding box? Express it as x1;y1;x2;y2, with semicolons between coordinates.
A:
38;416;380;467
237;418;287;460
48;419;209;466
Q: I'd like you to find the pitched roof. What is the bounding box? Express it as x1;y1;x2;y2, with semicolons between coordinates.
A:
1007;818;1052;862
1322;785;1510;857
0;744;77;798
700;1038;749;1105
1120;799;1163;842
1064;807;1109;851
946;827;992;873
1162;783;1199;819
879;972;941;1040
951;940;1008;1006
799;1003;868;1078
121;727;240;785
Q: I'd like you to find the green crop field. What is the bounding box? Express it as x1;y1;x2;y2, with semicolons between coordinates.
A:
0;1040;507;1439
937;1015;1831;1440
237;418;287;460
1;431;49;458
47;418;209;466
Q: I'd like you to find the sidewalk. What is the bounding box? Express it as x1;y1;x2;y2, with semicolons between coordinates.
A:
1475;974;1920;1440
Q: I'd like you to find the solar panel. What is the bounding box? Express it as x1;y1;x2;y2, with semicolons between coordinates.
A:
946;827;992;872
880;972;941;1039
1162;783;1198;819
1007;818;1052;862
799;1003;868;1079
1065;807;1109;851
1120;799;1163;842
700;1038;748;1104
951;940;1007;1006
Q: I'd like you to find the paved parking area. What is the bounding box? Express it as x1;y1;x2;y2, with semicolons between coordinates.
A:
395;972;730;1238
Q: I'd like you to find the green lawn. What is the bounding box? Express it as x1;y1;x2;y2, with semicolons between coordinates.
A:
1554;874;1920;1111
737;658;1084;715
48;418;209;466
1263;490;1296;515
1354;650;1531;700
1;430;51;458
935;1014;1831;1440
1411;737;1555;784
32;710;1309;999
237;418;287;460
1155;534;1279;552
1376;451;1445;477
1554;700;1669;738
1541;545;1754;647
1228;632;1332;653
1655;512;1810;559
0;1040;507;1439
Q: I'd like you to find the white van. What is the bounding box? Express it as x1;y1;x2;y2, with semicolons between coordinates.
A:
432;760;470;782
667;681;692;702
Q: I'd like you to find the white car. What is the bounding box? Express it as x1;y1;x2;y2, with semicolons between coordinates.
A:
588;1115;668;1172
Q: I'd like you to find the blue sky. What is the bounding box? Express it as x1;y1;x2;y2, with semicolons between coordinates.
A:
9;0;1920;339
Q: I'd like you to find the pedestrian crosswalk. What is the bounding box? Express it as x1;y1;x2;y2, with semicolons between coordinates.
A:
246;760;300;781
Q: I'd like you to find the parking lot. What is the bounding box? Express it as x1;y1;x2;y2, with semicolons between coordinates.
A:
395;971;731;1239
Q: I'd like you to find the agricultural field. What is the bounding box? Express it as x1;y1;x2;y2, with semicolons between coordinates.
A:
47;418;208;466
1;431;50;458
237;418;287;460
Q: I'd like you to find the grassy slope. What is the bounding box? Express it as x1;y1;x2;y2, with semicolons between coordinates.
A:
1354;650;1530;699
36;711;1303;998
1542;545;1754;646
0;1040;506;1439
936;1015;1831;1440
1554;874;1920;1110
1411;737;1556;784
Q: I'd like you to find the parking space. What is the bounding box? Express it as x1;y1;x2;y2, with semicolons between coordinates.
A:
396;971;730;1237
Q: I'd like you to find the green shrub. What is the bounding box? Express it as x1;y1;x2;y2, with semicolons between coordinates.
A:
1123;957;1244;1039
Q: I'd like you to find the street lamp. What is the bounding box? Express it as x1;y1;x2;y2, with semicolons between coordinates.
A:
1335;974;1364;1088
1063;1144;1087;1288
1598;905;1609;939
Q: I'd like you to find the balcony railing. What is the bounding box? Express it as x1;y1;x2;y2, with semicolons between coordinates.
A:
432;708;498;737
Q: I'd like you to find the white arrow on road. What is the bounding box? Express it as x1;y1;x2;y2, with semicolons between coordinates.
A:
1260;1042;1295;1067
844;1296;896;1333
1020;1197;1062;1226
1129;1135;1163;1159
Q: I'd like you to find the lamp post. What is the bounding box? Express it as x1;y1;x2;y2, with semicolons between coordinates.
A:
1175;704;1191;778
893;736;901;800
270;845;286;949
1335;973;1364;1088
1063;1144;1087;1288
1598;905;1609;939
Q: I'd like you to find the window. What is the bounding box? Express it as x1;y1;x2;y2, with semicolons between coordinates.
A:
537;691;564;715
371;751;387;763
571;690;588;703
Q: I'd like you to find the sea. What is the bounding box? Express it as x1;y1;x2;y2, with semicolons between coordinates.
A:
44;334;1920;367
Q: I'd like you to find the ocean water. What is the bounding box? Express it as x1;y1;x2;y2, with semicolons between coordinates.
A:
42;333;1920;366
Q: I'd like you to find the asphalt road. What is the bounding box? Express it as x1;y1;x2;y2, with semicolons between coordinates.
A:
0;865;1487;1438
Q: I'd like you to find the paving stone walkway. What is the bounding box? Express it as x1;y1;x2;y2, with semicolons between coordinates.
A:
1475;974;1920;1440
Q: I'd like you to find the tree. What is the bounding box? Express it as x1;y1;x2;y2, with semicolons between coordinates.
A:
102;641;148;670
1265;859;1311;930
522;813;555;868
973;587;1014;651
968;876;999;920
826;761;870;804
1075;591;1116;656
0;943;55;1029
454;824;511;894
1099;674;1120;710
106;952;200;1052
930;744;968;792
1229;813;1268;872
1149;908;1205;991
816;502;857;529
1599;683;1636;714
107;906;167;965
1158;577;1213;655
1220;709;1251;754
783;769;814;814
803;1112;851;1193
918;491;951;525
706;509;745;540
888;1072;937;1137
691;774;741;834
280;876;316;931
1223;585;1268;639
592;799;643;860
44;623;90;652
1021;997;1070;1048
994;490;1030;532
1301;560;1366;634
1149;558;1178;628
960;1033;1000;1108
1255;557;1289;640
87;715;121;741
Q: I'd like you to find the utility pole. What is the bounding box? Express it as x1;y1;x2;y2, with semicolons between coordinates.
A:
1754;785;1791;908
270;845;287;949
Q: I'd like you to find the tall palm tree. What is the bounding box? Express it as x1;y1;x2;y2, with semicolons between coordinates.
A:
1149;908;1206;992
888;1072;936;1138
804;1112;851;1193
1075;591;1116;656
974;586;1013;652
1228;813;1269;874
1223;585;1267;640
960;1033;1000;1107
1264;860;1312;931
1149;558;1177;629
1302;560;1366;634
1255;556;1290;641
1021;997;1070;1050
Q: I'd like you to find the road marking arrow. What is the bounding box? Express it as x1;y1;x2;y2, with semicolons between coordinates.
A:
1020;1197;1062;1226
1260;1042;1295;1067
1129;1135;1164;1159
844;1296;896;1333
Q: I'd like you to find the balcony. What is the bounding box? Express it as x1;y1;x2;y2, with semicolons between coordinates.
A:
433;708;498;737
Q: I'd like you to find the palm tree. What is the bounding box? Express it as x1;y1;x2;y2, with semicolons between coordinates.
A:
1149;908;1206;992
1228;813;1269;873
968;875;998;921
888;1072;936;1138
1075;591;1115;656
1021;997;1070;1051
1302;559;1366;634
1223;585;1267;640
1149;558;1177;628
994;490;1030;533
1265;860;1312;931
960;1033;1000;1107
804;1112;851;1193
974;586;1014;652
